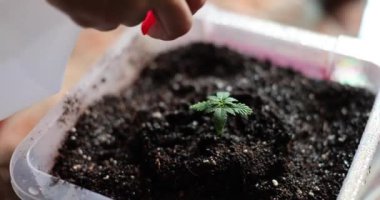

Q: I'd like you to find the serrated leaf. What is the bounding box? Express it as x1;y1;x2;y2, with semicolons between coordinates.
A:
231;103;253;118
207;96;220;102
225;97;238;103
216;92;230;99
190;101;209;112
205;106;216;113
224;107;236;116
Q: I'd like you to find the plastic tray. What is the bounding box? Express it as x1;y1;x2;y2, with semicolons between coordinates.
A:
10;4;380;200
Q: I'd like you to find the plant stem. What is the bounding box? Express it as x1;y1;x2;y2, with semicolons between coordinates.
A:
214;115;227;135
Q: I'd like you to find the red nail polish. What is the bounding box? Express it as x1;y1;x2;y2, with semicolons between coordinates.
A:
142;10;156;35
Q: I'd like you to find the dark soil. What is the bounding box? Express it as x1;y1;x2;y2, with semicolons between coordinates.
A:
0;162;18;200
52;43;375;200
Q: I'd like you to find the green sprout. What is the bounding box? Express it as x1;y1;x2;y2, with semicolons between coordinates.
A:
190;92;253;135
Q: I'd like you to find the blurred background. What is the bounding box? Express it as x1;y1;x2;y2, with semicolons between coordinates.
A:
0;0;368;199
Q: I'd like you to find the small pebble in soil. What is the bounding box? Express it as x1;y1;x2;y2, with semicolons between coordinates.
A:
151;111;163;119
272;179;279;187
72;164;81;171
297;189;303;195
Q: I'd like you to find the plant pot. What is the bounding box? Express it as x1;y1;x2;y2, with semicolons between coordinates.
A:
10;4;380;200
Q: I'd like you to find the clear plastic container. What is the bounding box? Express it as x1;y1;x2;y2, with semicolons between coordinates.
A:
10;4;380;200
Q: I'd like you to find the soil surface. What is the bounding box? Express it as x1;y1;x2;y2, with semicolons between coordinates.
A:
52;43;375;200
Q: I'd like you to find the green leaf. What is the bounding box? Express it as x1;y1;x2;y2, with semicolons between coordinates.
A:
207;96;220;102
205;106;216;113
231;103;253;118
216;92;230;99
190;91;253;135
225;97;238;103
190;101;209;112
223;107;236;116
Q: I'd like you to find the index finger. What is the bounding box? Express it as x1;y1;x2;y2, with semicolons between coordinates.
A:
186;0;206;14
148;0;193;40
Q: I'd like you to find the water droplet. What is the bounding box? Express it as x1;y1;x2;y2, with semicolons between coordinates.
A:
28;187;39;195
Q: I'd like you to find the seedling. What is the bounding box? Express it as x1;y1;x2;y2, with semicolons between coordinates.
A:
190;92;253;135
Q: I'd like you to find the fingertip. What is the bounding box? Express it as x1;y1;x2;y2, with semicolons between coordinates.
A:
146;22;170;40
187;0;206;14
170;18;192;40
147;20;191;41
71;15;119;31
94;24;119;31
147;0;193;40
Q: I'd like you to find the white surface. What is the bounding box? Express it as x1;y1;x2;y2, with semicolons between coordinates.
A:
10;4;380;200
359;0;380;43
0;0;80;120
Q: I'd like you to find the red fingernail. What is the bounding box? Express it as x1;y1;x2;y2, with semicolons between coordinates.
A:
142;10;156;35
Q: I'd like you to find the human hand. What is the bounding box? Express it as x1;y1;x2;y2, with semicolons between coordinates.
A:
48;0;205;40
